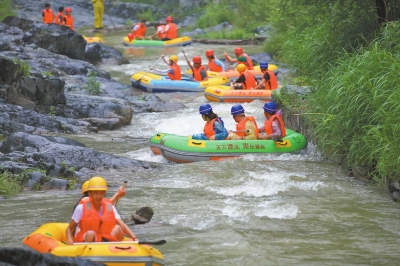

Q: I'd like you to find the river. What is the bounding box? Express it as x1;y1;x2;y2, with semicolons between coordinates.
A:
1;30;399;266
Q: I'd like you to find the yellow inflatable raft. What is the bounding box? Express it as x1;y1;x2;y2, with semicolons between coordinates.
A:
204;85;273;103
83;35;104;43
22;223;165;266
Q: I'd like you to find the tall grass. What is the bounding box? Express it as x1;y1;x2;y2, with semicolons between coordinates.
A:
306;22;400;182
0;171;21;198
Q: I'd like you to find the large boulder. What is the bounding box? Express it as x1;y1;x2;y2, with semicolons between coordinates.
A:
3;16;86;60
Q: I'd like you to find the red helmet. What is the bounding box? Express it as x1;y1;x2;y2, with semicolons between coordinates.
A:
166;16;173;22
205;50;214;57
65;7;72;12
127;33;134;41
234;47;243;55
192;56;202;63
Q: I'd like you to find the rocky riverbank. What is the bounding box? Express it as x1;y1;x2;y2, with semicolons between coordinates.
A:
0;15;186;191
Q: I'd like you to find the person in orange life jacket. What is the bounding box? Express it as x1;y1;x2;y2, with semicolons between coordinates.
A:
253;62;278;90
226;104;259;140
72;179;127;213
231;64;258;90
66;176;137;244
151;54;182;80
131;20;147;40
54;7;65;25
63;7;74;31
258;102;286;140
161;16;178;41
71;179;127;237
224;46;254;70
205;50;225;72
148;22;166;40
186;56;208;81
42;3;54;24
192;104;228;140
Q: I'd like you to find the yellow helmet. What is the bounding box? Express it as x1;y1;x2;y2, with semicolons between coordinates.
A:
87;176;108;191
237;64;247;73
81;180;90;194
169;55;178;63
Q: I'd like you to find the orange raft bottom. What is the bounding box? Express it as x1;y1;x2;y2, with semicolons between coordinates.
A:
204;85;272;103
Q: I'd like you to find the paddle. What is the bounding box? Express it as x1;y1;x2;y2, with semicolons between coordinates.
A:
73;239;167;245
182;50;194;74
115;180;127;208
133;57;163;87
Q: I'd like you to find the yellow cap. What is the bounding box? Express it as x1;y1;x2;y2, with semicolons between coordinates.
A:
237;64;247;73
169;55;178;63
87;176;108;191
81;180;90;194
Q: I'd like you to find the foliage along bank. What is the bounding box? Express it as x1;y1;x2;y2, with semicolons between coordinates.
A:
268;1;400;186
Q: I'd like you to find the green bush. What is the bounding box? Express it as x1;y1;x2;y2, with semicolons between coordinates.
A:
0;171;21;198
84;71;101;95
0;0;16;22
305;22;400;182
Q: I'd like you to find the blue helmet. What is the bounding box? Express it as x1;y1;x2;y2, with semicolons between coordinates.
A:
231;104;245;115
199;103;212;114
260;62;268;69
263;102;276;114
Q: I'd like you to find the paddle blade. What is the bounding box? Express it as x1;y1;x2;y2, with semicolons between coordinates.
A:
139;239;167;245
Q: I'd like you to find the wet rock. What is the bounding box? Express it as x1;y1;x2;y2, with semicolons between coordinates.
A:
391;191;400;201
42;178;69;190
84;42;129;65
3;16;86;60
25;171;46;189
131;214;149;224
0;247;104;266
135;206;154;223
0;132;154;176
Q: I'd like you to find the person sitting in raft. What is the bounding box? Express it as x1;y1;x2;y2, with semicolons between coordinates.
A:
71;178;127;237
186;56;208;81
231;64;258;90
253;62;278;90
258;102;286;140
66;176;138;244
63;7;74;30
42;3;54;24
161;16;178;41
224;46;254;70
72;179;126;213
151;54;182;80
130;20;147;40
226;104;259;140
205;50;225;72
192;104;228;140
148;21;166;40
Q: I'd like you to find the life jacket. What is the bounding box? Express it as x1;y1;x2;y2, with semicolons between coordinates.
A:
166;22;178;39
63;15;74;30
240;71;257;90
208;59;223;72
264;114;286;137
204;118;221;138
157;25;166;39
168;63;181;80
193;65;208;81
264;70;278;90
54;12;64;25
133;23;146;38
42;9;54;24
74;198;118;242
236;116;259;136
242;54;254;70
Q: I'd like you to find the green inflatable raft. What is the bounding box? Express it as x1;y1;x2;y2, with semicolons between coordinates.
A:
149;129;307;163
